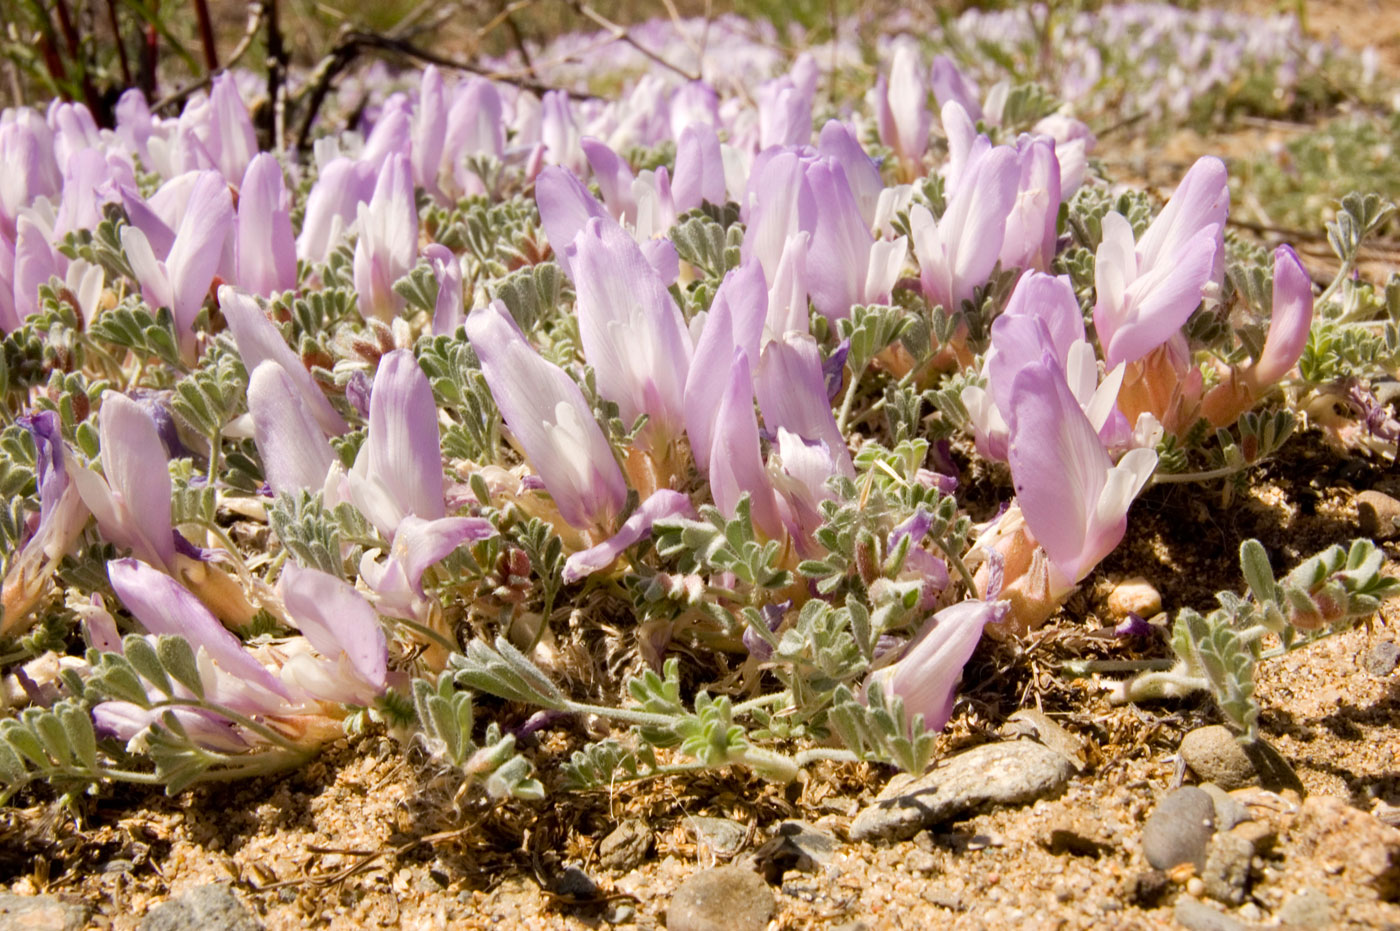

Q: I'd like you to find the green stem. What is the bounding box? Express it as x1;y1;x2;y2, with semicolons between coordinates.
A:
394;616;459;655
1062;658;1175;676
794;747;862;766
1148;462;1248;486
147;699;307;756
835;363;865;433
564;700;684;729
931;533;978;595
731;692;787;716
1316;255;1357;317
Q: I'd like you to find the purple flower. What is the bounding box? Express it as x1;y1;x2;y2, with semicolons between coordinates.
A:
206;72;258;185
866;599;1005;730
13;214;61;321
562;489;696;582
359;514;496;619
70;392;179;571
741;151;817;284
1093;157;1228;368
817;121;884;229
247;361;337;496
1007;355;1157;585
804;157;907;322
235;154;297;297
1;412;89;635
685;262;767;473
424;243;464;336
754;332;853;478
352;153;417;322
709;348;783;540
279;562;388;691
876;40;931;175
465;300;627;532
1253;244;1314;384
672;124;727;213
296;157;377;265
120;170;233;360
220;286;348;436
568;218;694;449
582;138;638;224
999;136;1061;273
108;557;288;700
346;349;446;538
930;55;983;121
910;144;1020;311
443;78;505;196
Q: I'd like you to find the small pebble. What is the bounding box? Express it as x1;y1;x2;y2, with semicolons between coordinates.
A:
666;866;774;931
598;818;651;871
1199;784;1251;831
552;866;600;901
1276;887;1331;928
1356;490;1400;539
1173;896;1246;931
687;816;748;860
1200;831;1253;904
1365;640;1400;677
1179;726;1256;791
1107;577;1162;619
905;849;938;874
138;884;261;931
0;894;89;931
1142;786;1216;870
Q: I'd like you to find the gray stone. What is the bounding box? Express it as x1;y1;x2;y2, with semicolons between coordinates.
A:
0;894;88;931
138;884;261;931
1365;640;1400;677
1201;831;1254;905
1277;887;1332;928
598;818;651;871
850;740;1074;843
1357;490;1400;539
1001;709;1087;771
688;816;749;860
1142;786;1216;870
666;866;774;931
1200;784;1252;831
552;865;600;901
1173;897;1247;931
1180;726;1256;790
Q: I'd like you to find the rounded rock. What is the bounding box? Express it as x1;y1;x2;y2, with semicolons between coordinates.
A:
1357;490;1400;539
1142;786;1216;870
667;866;774;931
1365;640;1400;677
1107;577;1162;619
1179;726;1256;791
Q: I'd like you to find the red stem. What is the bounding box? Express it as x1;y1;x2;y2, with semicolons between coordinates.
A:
192;0;219;73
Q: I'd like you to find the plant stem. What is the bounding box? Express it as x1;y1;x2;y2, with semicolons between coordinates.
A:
1149;462;1249;486
564;700;684;729
794;747;862;766
931;533;978;595
835;364;863;433
731;692;786;716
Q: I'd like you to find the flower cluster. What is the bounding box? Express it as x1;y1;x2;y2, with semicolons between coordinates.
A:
0;4;1387;799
